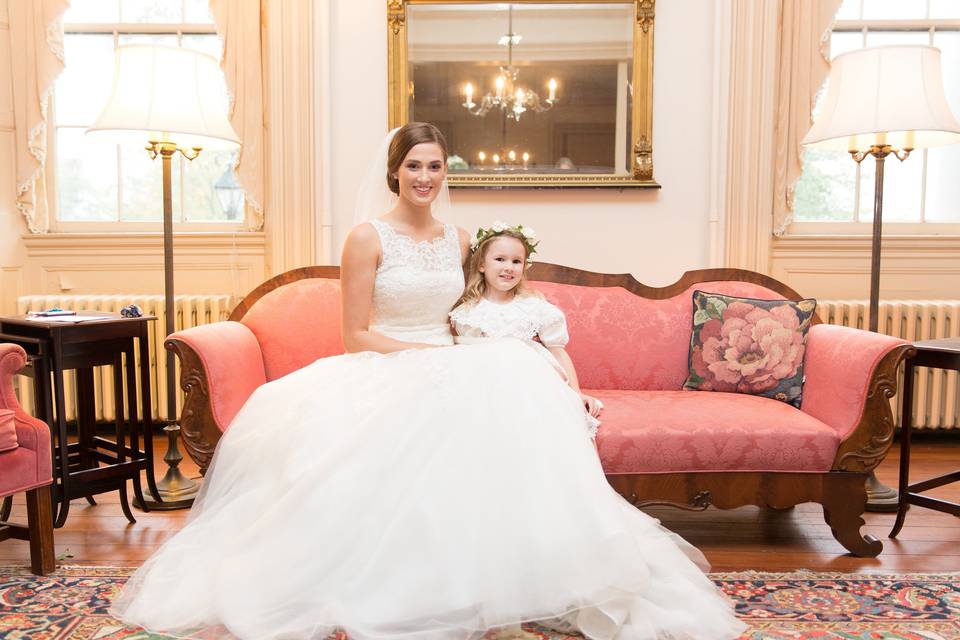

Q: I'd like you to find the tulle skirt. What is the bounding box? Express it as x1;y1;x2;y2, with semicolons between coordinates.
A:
113;339;745;640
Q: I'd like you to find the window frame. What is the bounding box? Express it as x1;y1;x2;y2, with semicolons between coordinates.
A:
789;11;960;235
51;18;251;233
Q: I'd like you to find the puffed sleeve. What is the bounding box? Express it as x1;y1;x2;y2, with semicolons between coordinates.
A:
536;299;569;347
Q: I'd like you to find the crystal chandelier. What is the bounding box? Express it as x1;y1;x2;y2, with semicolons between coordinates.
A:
462;5;557;121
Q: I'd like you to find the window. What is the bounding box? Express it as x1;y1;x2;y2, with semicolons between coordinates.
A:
793;0;960;225
54;0;244;227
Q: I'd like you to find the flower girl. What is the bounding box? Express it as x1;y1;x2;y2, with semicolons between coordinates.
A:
450;222;603;435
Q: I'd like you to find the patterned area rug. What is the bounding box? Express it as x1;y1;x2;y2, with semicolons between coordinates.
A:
0;566;958;639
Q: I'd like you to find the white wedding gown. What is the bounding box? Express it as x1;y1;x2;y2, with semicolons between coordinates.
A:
113;220;746;640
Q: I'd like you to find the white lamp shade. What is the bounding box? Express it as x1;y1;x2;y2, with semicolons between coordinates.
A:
801;45;960;152
87;45;239;150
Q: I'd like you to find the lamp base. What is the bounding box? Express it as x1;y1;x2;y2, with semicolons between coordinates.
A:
134;422;199;512
865;472;900;512
133;496;197;511
133;478;199;511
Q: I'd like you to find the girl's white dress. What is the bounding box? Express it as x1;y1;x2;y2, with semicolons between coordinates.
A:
450;295;602;436
113;219;745;640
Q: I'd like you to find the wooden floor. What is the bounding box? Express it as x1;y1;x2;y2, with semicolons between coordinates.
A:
2;436;959;572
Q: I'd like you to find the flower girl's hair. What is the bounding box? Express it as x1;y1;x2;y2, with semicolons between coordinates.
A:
455;225;540;309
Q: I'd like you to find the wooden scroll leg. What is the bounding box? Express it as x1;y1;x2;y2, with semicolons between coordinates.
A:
822;473;882;557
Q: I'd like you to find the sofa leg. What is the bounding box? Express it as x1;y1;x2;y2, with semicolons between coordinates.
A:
26;486;56;575
821;474;882;557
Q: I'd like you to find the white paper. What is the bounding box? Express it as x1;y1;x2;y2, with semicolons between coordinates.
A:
25;314;116;323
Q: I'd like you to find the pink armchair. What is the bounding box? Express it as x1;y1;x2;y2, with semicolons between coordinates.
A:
0;344;55;575
166;265;913;557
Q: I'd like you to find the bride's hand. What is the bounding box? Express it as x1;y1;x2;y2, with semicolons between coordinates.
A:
581;394;602;418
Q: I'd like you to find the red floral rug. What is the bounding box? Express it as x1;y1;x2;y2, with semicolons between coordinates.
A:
0;566;958;639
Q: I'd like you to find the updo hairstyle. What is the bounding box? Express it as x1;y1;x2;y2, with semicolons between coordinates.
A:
386;122;449;195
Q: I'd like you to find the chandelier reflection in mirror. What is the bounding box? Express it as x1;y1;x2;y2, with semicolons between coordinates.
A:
461;4;558;121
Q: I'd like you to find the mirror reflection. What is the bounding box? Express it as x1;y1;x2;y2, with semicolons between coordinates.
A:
407;3;635;177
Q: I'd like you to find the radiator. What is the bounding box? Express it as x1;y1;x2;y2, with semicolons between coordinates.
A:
15;294;235;423
818;300;960;430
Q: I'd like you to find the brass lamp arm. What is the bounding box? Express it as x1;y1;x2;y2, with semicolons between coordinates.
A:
849;144;912;164
145;140;203;162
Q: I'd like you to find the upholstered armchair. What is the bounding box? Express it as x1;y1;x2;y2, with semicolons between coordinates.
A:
0;344;56;575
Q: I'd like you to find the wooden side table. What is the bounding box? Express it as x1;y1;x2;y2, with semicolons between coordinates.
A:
0;312;162;528
890;337;960;538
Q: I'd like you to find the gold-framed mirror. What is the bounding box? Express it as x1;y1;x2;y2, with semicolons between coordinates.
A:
387;0;658;188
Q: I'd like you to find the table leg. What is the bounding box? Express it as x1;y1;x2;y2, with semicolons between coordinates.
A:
138;326;162;503
76;368;98;506
113;353;136;524
125;341;148;511
28;359;51;425
29;356;61;524
891;360;916;538
51;364;70;529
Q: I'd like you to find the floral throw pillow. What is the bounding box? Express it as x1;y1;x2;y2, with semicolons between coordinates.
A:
683;290;816;407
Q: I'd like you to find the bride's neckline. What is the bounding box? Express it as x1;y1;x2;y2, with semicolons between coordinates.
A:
374;218;447;246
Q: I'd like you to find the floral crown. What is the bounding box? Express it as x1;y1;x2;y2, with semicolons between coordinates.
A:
470;221;539;264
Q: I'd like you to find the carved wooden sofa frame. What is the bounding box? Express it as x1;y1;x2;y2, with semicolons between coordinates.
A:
166;264;913;557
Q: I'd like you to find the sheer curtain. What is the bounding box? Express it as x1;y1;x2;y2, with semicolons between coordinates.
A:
772;0;842;236
9;0;69;234
210;0;266;231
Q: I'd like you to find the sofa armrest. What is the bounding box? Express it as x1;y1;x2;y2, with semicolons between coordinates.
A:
165;321;266;474
1;344;53;484
800;324;913;472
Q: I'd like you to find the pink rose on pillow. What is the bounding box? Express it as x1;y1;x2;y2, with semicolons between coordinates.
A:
687;293;815;406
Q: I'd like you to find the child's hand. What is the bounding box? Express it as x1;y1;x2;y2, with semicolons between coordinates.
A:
581;393;602;418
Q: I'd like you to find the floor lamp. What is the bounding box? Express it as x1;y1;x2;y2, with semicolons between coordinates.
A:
801;45;960;511
87;45;241;509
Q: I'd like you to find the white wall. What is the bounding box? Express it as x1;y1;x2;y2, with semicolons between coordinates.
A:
327;0;717;287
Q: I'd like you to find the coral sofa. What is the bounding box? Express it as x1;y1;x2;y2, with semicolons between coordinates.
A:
166;265;912;557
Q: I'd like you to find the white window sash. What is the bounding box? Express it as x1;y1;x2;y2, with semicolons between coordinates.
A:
793;12;960;229
52;18;251;231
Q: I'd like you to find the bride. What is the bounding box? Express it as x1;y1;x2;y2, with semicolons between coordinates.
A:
113;122;746;640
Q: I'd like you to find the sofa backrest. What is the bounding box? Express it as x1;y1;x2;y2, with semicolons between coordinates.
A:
530;280;789;390
240;278;345;381
234;266;800;387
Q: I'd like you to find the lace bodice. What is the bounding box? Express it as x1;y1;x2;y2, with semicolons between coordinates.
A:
369;219;464;345
449;295;569;346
